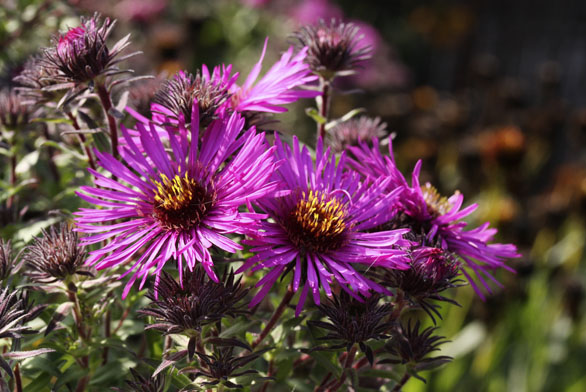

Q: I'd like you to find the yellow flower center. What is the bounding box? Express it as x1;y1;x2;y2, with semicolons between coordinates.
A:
285;190;348;253
152;171;215;231
421;184;454;217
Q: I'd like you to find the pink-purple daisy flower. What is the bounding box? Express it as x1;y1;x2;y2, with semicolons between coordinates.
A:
238;136;410;315
349;138;521;298
126;40;317;143
228;38;320;114
75;105;278;297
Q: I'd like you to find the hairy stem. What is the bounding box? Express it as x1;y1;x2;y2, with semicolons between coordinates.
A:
67;287;91;389
317;78;331;141
13;363;22;392
112;305;131;335
6;154;16;210
41;124;61;182
326;344;358;391
315;372;332;392
252;285;295;349
66;288;87;341
102;309;111;365
259;359;275;392
391;372;411;392
65;111;97;171
390;290;407;320
74;375;89;392
95;82;119;160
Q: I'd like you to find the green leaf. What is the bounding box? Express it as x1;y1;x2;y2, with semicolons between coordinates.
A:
219;320;259;339
305;107;326;125
21;372;53;392
90;359;135;386
31;117;72;124
309;351;341;377
325;108;366;131
359;368;404;382
53;367;88;390
37;140;86;160
13;217;59;243
15;150;39;175
76;109;99;130
349;368;359;389
92;130;112;154
0;178;36;203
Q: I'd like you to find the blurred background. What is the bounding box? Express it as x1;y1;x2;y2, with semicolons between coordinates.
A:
1;0;585;391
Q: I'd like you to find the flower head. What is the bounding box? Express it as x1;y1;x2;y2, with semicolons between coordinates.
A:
239;136;409;315
13;55;61;105
152;68;236;127
291;19;372;80
0;288;43;341
377;247;462;322
380;320;452;382
113;368;166;392
180;338;270;389
0;240;16;282
326;115;387;153
0;89;31;131
228;38;319;114
349;138;520;298
75;105;277;297
23;223;92;284
139;267;248;335
43;13;135;84
127;74;164;116
309;290;394;364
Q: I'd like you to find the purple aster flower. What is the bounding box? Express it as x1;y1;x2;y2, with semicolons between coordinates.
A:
75;104;278;297
349;138;521;298
238;136;410;316
228;38;319;114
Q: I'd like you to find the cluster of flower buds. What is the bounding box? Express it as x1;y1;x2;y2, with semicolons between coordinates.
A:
139;267;248;336
0;240;15;282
